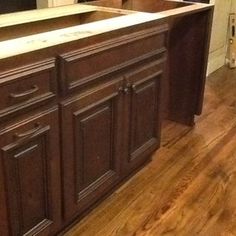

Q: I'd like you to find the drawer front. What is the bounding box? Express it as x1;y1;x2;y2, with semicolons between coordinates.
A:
59;24;168;95
0;59;57;120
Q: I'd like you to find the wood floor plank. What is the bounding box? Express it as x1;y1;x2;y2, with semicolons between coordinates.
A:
135;126;236;236
65;67;236;236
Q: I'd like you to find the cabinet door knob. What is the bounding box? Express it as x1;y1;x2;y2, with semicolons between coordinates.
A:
118;86;129;94
123;87;129;94
132;84;137;91
118;87;124;94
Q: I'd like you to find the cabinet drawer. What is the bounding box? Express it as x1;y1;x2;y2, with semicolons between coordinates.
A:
0;59;57;120
59;24;168;95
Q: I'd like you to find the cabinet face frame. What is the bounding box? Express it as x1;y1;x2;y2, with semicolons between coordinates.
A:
61;79;123;220
0;108;61;236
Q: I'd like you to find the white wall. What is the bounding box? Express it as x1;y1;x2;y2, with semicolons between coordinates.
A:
52;0;77;7
232;0;236;12
207;0;232;74
36;0;52;8
37;0;76;8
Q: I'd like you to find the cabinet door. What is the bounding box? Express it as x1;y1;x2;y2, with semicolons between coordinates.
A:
61;79;123;220
0;108;61;236
122;60;163;175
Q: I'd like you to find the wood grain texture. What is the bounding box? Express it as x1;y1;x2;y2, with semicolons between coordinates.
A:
0;58;57;121
61;79;123;221
0;108;62;236
65;66;236;236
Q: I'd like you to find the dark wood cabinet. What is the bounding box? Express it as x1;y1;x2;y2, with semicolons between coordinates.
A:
0;10;171;234
122;59;163;175
61;79;124;220
0;0;214;232
61;55;165;219
57;22;167;221
0;0;36;14
0;108;61;236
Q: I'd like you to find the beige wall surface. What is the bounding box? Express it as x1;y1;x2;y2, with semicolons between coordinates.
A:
208;0;232;74
37;0;76;8
52;0;76;7
232;0;236;12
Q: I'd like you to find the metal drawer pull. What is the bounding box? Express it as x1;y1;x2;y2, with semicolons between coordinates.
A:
118;86;124;93
123;87;129;94
118;86;129;94
9;85;39;99
14;123;42;139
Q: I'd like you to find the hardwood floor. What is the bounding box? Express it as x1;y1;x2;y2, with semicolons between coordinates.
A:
65;66;236;236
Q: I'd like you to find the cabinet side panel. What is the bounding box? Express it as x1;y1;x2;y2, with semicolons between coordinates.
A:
168;9;213;125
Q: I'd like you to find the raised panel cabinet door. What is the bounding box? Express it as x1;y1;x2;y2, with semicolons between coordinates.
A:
0;108;61;236
122;61;163;176
61;79;123;220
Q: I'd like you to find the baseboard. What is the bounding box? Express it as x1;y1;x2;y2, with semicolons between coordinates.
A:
207;48;226;75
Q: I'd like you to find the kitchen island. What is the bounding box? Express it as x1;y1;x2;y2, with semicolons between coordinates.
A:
0;1;213;235
85;0;214;125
